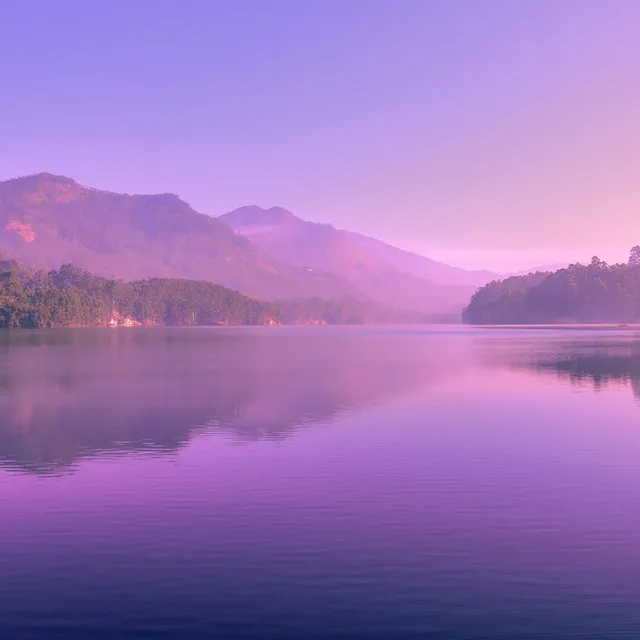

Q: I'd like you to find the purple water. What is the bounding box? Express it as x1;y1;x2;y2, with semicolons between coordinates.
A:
1;326;640;639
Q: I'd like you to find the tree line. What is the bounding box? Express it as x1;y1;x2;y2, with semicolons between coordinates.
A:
464;248;640;324
0;259;436;328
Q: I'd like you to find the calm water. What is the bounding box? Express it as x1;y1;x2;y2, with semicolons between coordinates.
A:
2;326;640;639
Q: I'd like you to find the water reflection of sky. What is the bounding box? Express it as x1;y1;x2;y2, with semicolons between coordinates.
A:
3;329;640;638
2;327;640;476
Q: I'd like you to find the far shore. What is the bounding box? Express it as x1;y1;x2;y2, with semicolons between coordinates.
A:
476;323;638;330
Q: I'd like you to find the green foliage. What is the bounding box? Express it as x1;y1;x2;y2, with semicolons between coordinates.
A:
0;260;432;328
464;258;640;324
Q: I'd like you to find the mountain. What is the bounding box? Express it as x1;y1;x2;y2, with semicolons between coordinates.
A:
0;173;361;301
219;206;489;315
343;232;497;287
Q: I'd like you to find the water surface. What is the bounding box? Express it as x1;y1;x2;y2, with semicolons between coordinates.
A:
2;326;640;639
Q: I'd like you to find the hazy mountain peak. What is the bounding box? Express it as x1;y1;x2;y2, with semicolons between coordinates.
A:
267;205;297;218
220;205;303;229
220;203;499;316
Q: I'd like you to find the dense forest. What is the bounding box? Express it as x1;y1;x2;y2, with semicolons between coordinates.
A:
464;248;640;324
0;259;439;328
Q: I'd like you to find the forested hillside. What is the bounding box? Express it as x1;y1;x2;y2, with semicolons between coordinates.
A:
0;260;438;328
464;251;640;324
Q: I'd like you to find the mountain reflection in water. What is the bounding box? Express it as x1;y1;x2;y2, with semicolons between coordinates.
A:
4;327;640;639
0;327;462;474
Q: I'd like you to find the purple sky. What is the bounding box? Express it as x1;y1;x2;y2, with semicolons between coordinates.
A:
2;0;639;271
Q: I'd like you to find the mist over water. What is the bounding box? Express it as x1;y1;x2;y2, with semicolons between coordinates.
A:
2;327;640;639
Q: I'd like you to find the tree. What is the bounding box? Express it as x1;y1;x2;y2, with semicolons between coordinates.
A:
629;246;640;267
464;259;640;324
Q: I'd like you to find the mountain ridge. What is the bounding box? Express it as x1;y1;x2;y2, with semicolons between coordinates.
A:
1;172;502;316
0;173;362;301
219;205;492;314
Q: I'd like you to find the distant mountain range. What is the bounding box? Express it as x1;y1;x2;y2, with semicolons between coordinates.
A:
220;206;495;314
0;173;502;316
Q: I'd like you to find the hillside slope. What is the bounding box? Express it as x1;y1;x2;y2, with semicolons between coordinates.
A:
219;205;480;314
0;174;361;301
344;231;496;286
463;258;640;324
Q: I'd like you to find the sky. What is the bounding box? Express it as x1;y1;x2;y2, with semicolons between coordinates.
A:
1;0;639;271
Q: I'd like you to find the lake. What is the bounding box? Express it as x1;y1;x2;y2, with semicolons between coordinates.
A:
2;326;640;639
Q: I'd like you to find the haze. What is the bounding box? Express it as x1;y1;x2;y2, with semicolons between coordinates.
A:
2;0;639;270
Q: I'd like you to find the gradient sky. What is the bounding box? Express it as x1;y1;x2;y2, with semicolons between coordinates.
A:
2;0;639;271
